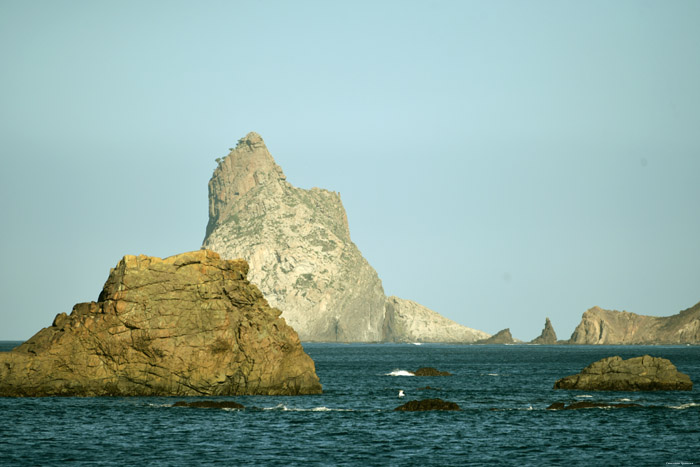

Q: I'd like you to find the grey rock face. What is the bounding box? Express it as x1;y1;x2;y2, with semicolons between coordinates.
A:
530;317;558;344
202;132;488;343
553;355;693;391
568;302;700;345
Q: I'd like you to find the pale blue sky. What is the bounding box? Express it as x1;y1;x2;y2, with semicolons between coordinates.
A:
1;1;699;341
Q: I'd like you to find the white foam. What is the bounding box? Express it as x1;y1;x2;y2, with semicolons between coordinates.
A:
617;398;632;402
669;402;700;410
487;373;499;376
412;343;422;346
262;404;352;412
575;395;593;398
386;369;415;376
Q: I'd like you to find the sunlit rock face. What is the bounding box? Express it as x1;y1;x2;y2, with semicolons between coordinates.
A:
530;317;558;344
567;302;700;345
0;250;322;396
203;132;488;343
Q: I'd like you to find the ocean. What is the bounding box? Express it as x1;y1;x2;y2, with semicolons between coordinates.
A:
1;341;698;466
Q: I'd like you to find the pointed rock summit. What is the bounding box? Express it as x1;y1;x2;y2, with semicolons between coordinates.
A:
530;317;558;344
202;133;489;342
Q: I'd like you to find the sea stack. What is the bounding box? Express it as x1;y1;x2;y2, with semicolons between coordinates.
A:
530;317;558;344
567;302;700;344
476;328;517;344
202;132;489;343
0;250;322;397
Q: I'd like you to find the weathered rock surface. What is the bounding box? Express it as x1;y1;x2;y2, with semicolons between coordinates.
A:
530;317;558;344
567;302;700;344
0;250;322;397
476;328;517;344
394;398;461;411
202;132;488;343
546;401;643;410
383;297;489;343
413;367;452;376
553;355;693;391
173;400;245;409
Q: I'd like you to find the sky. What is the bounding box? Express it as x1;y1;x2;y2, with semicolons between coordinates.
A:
1;0;699;341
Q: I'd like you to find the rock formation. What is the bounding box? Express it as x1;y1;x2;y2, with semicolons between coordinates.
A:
530;317;558;344
567;302;700;345
0;250;322;397
413;367;452;376
394;398;461;411
202;132;489;343
553;355;693;391
476;328;517;344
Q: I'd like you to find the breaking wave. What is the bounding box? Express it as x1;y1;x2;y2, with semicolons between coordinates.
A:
386;369;415;376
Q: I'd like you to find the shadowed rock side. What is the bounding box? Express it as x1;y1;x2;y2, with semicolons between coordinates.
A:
202;132;488;343
476;328;517;344
567;302;700;344
0;250;322;397
530;317;558;344
554;355;692;391
395;398;461;411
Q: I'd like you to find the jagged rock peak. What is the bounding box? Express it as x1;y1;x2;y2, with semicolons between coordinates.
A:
203;133;490;343
530;317;558;344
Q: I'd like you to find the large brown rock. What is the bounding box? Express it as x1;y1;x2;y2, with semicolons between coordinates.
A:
476;328;517;344
553;355;692;391
0;250;322;397
567;302;700;344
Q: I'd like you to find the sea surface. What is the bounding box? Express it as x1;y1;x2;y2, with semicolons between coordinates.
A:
1;341;698;466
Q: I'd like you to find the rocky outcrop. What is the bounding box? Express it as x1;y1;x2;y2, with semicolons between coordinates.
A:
476;328;517;344
0;250;322;397
202;132;488;343
530;317;558;344
567;302;700;344
383;297;489;343
553;355;693;391
413;367;452;376
394;398;461;411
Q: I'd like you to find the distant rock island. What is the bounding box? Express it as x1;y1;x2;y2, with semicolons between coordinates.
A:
0;250;322;396
530;317;558;344
202;132;489;343
476;328;517;344
567;302;700;345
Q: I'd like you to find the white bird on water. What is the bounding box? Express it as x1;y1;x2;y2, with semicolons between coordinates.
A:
398;390;405;398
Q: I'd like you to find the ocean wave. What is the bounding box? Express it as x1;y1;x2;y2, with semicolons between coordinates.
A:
668;402;700;410
575;395;593;398
385;369;415;376
617;398;632;402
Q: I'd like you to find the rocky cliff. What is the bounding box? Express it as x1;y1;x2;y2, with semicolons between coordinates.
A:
530;317;558;344
568;302;700;345
0;250;322;396
202;132;488;343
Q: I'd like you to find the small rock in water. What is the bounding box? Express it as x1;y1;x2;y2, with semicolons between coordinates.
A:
413;367;452;376
394;398;460;411
546;401;642;410
173;400;244;409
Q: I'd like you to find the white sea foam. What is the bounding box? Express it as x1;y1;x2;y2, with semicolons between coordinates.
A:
386;369;415;376
668;402;700;410
575;395;593;398
262;404;351;412
487;373;499;376
412;343;422;346
617;398;632;402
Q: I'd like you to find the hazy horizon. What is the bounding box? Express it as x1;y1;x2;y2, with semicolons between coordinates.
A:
1;1;699;341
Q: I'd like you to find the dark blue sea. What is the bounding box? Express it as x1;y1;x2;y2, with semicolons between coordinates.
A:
1;341;698;466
